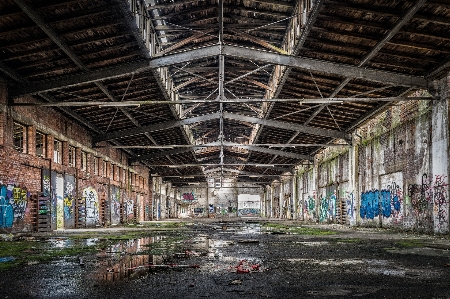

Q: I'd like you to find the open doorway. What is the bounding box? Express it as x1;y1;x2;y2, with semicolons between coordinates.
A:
238;194;261;217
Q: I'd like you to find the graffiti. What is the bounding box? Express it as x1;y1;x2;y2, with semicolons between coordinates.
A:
345;191;354;220
11;185;28;220
408;173;432;215
433;175;448;226
110;189;121;225
182;192;197;202
360;190;379;219
194;208;203;214
63;182;74;220
319;192;336;222
0;184;28;228
361;182;403;220
307;195;315;211
0;185;13;228
42;175;51;197
238;208;260;216
126;198;134;217
83;187;99;226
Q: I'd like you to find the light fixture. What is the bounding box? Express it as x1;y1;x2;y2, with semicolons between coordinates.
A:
98;103;141;108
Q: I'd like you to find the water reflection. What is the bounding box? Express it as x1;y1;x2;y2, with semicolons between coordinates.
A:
94;236;164;282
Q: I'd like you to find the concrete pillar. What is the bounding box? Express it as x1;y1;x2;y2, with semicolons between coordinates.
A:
431;76;450;233
313;157;319;220
349;134;358;226
293;168;298;220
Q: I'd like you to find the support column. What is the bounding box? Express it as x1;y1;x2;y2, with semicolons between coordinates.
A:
292;168;298;220
431;76;450;233
349;133;358;226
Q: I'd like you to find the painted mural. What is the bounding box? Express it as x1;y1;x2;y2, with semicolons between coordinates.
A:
83;187;99;227
303;191;317;221
0;184;28;229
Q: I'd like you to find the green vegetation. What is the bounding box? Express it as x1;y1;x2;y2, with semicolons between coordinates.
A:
0;239;99;271
395;239;425;248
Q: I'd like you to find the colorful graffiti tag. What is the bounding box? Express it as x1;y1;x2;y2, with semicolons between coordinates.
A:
238;208;260;217
182;192;197;202
63;181;75;220
83;187;99;226
319;192;336;222
0;184;29;229
361;184;402;220
360;190;380;219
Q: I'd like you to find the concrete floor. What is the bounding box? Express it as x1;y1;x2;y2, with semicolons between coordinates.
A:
1;219;450;298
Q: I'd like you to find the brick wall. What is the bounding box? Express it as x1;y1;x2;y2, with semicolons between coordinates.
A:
0;85;151;232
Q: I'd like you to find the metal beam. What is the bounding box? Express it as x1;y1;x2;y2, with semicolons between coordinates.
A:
9;60;150;98
130;140;312;162
226;143;311;160
94;143;349;149
222;45;428;88
0;60;25;83
222;112;351;141
96;112;220;143
10;41;428;97
149;45;220;68
12;97;431;107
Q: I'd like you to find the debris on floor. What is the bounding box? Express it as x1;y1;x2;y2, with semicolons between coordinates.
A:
233;260;261;273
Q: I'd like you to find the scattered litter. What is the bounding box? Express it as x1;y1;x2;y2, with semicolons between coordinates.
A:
0;256;15;263
233;260;261;273
229;279;242;285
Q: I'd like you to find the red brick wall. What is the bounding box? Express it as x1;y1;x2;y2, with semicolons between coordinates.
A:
0;84;152;232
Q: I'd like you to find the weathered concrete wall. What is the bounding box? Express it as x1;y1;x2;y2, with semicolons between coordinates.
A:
261;81;449;234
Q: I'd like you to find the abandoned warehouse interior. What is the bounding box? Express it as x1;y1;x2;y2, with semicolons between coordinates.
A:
0;0;450;234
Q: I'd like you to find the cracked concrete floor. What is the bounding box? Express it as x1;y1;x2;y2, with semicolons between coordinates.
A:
1;220;450;298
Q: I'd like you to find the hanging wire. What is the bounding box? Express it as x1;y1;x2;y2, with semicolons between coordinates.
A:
309;70;323;98
247;14;299;33
326;105;341;131
105;73;135;133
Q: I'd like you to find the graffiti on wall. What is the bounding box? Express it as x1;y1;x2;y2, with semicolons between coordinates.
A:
110;187;121;225
0;184;29;229
182;192;197;202
408;173;432;216
63;181;75;220
360;183;402;220
407;173;448;227
432;175;448;229
345;191;355;221
126;198;134;219
83;187;99;226
319;192;336;222
238;208;260;217
360;190;379;220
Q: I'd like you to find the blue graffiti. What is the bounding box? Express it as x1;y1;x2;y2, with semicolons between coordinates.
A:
381;190;391;217
0;185;14;228
238;208;260;216
361;188;402;219
360;190;379;219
